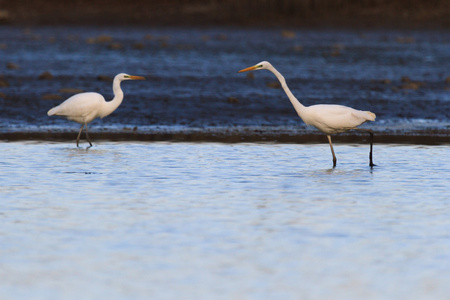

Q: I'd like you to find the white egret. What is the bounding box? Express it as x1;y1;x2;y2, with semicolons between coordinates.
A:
47;73;145;147
238;61;376;167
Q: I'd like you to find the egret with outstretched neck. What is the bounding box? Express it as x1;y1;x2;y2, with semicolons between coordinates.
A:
47;73;145;147
238;61;376;167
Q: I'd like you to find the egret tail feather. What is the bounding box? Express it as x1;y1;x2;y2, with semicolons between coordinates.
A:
47;107;59;116
366;111;376;121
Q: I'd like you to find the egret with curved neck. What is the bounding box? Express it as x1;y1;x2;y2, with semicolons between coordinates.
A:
48;73;145;147
239;61;376;167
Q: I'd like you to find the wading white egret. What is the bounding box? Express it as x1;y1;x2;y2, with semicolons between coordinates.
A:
238;61;376;167
47;73;145;147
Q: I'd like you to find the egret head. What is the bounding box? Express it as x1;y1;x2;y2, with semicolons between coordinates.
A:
238;61;273;73
116;73;146;81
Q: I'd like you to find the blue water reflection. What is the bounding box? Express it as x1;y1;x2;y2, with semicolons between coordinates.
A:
1;142;449;299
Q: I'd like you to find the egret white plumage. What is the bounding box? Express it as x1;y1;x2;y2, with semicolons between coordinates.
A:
47;73;145;147
238;61;376;167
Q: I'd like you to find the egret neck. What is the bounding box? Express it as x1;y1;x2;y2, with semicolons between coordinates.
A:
266;64;306;119
100;76;125;118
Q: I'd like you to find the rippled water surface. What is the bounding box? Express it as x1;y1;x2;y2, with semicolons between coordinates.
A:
1;141;449;299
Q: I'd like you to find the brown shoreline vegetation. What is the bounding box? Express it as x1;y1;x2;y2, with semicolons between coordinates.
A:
0;0;449;28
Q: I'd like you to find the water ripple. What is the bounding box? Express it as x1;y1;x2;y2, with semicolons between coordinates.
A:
0;141;449;299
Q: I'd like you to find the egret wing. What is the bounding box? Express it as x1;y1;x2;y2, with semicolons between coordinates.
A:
306;104;374;134
48;92;105;123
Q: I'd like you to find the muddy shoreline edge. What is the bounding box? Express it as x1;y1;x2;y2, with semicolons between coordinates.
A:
1;129;448;145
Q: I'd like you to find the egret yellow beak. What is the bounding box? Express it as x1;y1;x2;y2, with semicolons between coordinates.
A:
238;65;258;73
128;75;146;80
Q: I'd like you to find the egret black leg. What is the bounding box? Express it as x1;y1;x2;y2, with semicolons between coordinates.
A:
76;124;84;147
356;129;375;167
85;124;93;148
368;130;375;167
327;135;337;168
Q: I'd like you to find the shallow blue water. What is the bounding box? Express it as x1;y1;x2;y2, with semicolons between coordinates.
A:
1;141;449;299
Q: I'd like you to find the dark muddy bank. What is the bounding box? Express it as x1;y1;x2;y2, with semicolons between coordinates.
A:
1;128;449;145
